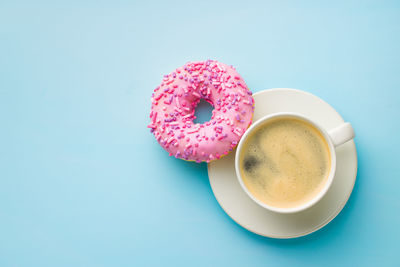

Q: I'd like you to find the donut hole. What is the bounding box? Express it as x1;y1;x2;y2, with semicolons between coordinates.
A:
193;98;214;124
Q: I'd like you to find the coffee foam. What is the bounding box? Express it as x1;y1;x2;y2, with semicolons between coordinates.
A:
240;118;331;209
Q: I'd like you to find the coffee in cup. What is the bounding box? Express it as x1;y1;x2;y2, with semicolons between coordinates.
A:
235;112;355;213
239;117;331;209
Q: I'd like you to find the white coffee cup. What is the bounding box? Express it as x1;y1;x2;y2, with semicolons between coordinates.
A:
235;112;355;214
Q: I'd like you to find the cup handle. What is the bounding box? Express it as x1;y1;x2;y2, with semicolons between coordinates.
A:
328;122;355;147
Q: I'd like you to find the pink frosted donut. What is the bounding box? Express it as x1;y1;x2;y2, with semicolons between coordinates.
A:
148;60;254;163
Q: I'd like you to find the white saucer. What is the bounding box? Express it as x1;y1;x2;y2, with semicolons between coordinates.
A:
207;88;357;239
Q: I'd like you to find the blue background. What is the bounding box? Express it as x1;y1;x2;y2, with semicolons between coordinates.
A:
1;1;399;266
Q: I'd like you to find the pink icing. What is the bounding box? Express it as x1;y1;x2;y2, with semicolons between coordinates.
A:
148;60;254;163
